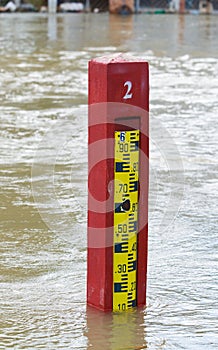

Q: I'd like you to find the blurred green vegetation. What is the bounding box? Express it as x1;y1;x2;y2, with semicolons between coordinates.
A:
0;0;47;10
30;0;45;9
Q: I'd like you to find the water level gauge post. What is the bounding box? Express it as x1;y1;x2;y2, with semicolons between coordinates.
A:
87;55;149;312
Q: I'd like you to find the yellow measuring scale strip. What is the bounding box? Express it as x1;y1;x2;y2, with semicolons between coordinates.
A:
113;130;140;312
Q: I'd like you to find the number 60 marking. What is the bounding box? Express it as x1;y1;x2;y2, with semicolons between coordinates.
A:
123;81;133;99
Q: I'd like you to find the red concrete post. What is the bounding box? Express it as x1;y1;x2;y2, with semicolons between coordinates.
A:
179;0;185;13
87;56;149;311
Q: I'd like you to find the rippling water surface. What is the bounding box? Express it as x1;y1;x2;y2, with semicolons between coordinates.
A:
0;13;217;350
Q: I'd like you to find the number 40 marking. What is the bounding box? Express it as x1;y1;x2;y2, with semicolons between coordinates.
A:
123;81;133;100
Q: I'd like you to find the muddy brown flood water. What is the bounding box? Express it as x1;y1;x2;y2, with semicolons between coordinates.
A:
0;12;217;350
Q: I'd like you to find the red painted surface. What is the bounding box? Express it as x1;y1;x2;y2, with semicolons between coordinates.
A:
179;0;185;13
87;56;149;311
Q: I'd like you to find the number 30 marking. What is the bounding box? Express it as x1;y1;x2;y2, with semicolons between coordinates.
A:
123;81;133;99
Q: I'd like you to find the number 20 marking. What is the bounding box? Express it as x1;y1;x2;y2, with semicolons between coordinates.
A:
123;81;133;100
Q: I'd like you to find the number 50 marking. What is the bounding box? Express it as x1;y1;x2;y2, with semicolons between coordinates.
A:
123;81;133;100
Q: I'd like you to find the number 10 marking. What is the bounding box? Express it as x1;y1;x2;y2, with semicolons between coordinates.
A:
123;81;133;100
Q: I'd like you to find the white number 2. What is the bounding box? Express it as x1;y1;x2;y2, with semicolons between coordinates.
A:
123;81;133;100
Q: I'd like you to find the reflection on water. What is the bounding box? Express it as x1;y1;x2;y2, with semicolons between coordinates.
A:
0;12;218;350
86;306;146;349
48;14;57;41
